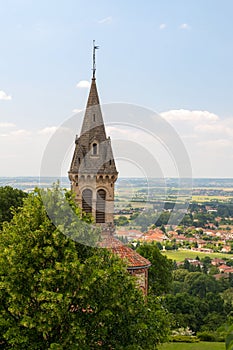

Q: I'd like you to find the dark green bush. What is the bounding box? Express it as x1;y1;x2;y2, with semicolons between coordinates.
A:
197;331;225;342
226;334;233;350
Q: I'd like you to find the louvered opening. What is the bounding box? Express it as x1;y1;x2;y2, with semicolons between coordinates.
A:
96;189;106;223
82;189;92;215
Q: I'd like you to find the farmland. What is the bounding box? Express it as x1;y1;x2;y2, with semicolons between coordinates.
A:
162;249;233;262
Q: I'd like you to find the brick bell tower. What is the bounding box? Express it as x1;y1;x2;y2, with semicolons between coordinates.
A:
68;41;118;230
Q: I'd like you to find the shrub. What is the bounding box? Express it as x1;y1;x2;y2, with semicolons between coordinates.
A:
226;325;233;350
171;335;199;343
197;331;225;342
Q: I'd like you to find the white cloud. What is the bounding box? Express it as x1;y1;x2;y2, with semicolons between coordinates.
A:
0;128;32;140
38;126;73;137
195;122;233;138
0;122;16;128
106;125;145;141
161;109;219;123
159;23;167;30
98;16;113;24
76;80;91;89
1;109;233;177
0;90;12;100
106;126;130;135
198;139;233;149
72;108;82;114
38;126;58;135
159;108;233;177
179;23;190;30
10;129;31;137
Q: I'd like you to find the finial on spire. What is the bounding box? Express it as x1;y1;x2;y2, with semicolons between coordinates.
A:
92;40;99;79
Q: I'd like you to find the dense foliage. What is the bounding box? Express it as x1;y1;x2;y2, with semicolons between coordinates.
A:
136;240;233;342
0;187;169;349
163;263;233;335
226;325;233;350
136;243;173;296
0;186;27;228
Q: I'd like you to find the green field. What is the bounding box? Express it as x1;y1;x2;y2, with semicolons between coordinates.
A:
192;195;233;202
158;342;224;350
162;249;233;262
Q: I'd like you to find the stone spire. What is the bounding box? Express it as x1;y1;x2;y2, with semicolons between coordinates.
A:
79;78;106;142
68;48;118;225
86;78;100;108
69;77;117;176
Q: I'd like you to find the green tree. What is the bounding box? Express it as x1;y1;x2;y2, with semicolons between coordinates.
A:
222;288;233;307
208;265;220;275
160;224;166;233
183;259;191;271
164;292;209;332
226;325;233;350
184;272;218;298
0;188;169;349
0;186;27;227
156;242;163;250
137;242;173;296
114;215;129;226
173;269;189;282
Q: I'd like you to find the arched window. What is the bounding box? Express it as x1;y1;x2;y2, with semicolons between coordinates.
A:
92;143;98;155
96;189;106;223
82;189;92;215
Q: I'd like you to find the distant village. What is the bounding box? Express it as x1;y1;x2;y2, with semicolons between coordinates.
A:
115;200;233;279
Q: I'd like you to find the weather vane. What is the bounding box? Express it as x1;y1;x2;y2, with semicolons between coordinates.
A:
92;40;99;79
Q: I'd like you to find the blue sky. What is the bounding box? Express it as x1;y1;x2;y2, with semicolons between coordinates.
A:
1;0;233;177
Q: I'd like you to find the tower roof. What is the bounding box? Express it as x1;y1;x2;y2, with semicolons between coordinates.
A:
69;76;117;176
99;236;151;270
80;78;106;138
86;78;99;108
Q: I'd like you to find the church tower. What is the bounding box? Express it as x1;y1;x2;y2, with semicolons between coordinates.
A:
68;42;151;295
68;42;118;228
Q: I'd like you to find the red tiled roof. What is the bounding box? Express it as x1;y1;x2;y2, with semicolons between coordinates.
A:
211;258;225;266
140;229;166;242
99;236;151;269
219;264;230;270
213;273;229;280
